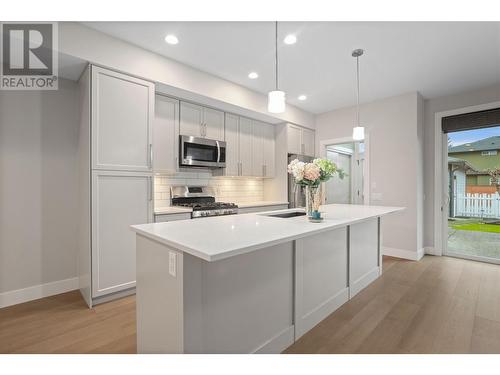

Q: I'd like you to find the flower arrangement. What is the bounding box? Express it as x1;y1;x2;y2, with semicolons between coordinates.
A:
288;158;345;219
288;158;345;187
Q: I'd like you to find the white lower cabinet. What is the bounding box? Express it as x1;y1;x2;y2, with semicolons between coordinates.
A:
92;171;153;298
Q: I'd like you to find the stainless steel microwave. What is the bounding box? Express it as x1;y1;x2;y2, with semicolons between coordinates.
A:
179;135;226;169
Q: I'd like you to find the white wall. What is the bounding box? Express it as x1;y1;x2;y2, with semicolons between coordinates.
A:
0;79;80;296
58;23;315;129
423;83;500;249
315;92;424;259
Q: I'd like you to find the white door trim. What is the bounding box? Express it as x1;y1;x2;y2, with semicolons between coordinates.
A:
433;100;500;257
319;134;370;205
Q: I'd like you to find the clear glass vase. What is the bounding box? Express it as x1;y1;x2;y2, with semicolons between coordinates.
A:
305;185;320;218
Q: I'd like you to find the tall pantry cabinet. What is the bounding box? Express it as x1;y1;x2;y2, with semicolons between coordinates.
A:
78;65;154;307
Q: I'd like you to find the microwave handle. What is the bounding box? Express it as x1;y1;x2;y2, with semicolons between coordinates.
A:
216;140;221;163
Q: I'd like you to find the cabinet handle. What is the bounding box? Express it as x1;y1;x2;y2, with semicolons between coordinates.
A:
264;164;267;177
200;123;204;137
148;176;153;201
149;143;153;169
239;162;242;176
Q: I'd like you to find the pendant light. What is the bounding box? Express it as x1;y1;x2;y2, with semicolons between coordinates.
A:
268;21;286;113
352;49;365;141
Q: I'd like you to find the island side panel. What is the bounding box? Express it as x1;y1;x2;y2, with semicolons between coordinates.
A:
349;218;380;298
136;235;184;353
294;227;349;339
183;242;295;354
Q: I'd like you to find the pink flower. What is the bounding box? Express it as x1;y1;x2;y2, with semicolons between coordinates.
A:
303;163;320;181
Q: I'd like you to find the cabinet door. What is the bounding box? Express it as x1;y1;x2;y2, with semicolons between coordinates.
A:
92;171;153;298
287;124;302;155
251;121;265;177
154;95;179;173
302;128;315;157
262;123;275;178
92;66;154;171
224;113;239;176
180;101;203;137
203;107;225;141
239;117;253;176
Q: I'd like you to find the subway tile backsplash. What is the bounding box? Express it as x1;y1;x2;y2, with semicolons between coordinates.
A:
154;171;264;208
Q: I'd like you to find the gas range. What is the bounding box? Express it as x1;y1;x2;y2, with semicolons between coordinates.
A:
170;186;238;219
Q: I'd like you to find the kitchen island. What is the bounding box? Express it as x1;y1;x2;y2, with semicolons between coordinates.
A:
131;204;404;354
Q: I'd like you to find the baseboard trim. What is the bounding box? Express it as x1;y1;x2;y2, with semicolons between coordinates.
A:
92;287;136;306
0;277;79;309
382;247;425;261
350;267;380;298
295;287;349;340
424;246;439;256
252;326;295;354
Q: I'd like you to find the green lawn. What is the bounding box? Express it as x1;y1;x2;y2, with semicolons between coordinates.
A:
450;222;500;233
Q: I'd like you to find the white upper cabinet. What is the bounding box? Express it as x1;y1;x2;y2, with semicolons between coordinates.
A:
302;128;315;157
287;124;315;157
224;113;240;176
251;121;265;177
251;121;275;178
262;123;276;178
92;66;154;172
204;107;225;141
287;124;302;155
180;101;204;138
218;115;273;178
180;101;224;140
154;95;179;173
239;117;254;176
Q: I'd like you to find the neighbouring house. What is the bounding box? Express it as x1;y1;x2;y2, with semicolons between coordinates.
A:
448;135;500;194
448;156;476;217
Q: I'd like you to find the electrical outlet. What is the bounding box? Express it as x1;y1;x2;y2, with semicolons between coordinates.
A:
169;251;177;277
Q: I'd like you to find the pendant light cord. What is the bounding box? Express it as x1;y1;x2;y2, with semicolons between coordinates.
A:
275;21;279;91
356;55;360;127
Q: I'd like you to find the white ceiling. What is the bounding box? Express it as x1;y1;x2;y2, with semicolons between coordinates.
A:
82;22;500;114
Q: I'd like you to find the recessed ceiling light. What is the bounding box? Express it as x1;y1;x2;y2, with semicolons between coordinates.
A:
164;34;179;45
283;34;297;45
298;95;307;101
248;72;259;79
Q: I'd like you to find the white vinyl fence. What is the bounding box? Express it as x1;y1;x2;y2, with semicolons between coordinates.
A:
453;193;500;219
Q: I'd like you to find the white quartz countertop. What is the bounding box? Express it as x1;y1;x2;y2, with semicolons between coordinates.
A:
236;201;289;208
154;206;193;215
154;201;289;214
133;204;404;262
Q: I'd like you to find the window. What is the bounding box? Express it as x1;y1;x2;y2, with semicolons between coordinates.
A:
481;150;497;156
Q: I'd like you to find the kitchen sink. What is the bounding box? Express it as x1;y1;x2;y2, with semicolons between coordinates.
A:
263;211;307;218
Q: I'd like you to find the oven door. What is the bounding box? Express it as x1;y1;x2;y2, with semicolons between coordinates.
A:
179;135;226;168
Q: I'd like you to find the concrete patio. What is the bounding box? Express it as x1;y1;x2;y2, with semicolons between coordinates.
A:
448;226;500;259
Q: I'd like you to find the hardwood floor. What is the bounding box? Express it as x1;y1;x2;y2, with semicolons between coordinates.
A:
285;255;500;354
0;291;136;353
1;255;500;354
